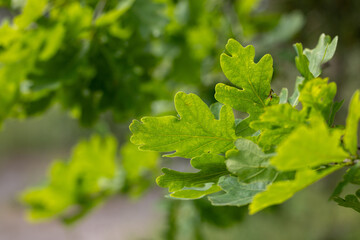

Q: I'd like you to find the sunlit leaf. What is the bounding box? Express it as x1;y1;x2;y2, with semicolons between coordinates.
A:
215;38;276;136
250;166;341;214
130;92;236;158
157;153;228;195
270;116;348;171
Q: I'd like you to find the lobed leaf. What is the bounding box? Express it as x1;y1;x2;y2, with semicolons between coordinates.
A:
294;34;338;81
304;34;338;78
250;166;341;214
250;103;307;152
170;184;222;200
130;92;236;158
209;176;267;207
215;39;275;136
226;139;277;183
299;78;337;121
157;153;229;193
270;116;348;171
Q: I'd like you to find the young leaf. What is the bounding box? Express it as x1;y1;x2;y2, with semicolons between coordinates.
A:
130;92;236;158
270;116;348;171
250;166;341;214
304;34;338;78
250;103;306;152
226;139;277;183
215;39;275;136
209;176;267;207
299;78;337;121
157;153;229;193
294;34;338;80
343;90;360;156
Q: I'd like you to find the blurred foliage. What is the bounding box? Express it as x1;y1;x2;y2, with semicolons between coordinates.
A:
120;141;160;198
0;0;303;127
21;135;121;223
20;134;161;222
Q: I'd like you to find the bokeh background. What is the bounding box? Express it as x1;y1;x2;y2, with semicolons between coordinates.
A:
0;0;360;239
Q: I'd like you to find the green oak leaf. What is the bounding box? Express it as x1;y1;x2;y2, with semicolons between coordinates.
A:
130;92;236;158
304;34;338;78
156;153;229;193
209;176;267;207
250;103;307;152
214;38;275;136
270;116;348;171
333;189;360;213
170;183;222;200
343;90;360;156
226;139;278;183
299;78;337;121
250;166;341;214
294;34;338;81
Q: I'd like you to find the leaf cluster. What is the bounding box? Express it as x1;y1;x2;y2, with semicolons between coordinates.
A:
130;34;360;215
